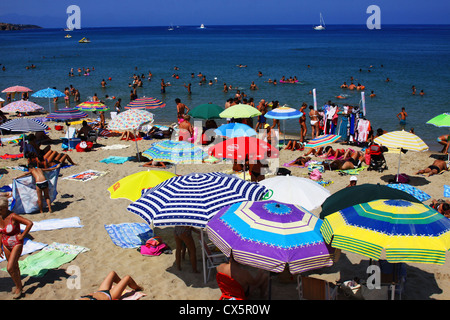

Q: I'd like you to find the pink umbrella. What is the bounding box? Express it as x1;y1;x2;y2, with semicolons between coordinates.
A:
2;86;33;93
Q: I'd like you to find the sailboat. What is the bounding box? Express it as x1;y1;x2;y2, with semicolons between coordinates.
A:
79;37;91;43
199;24;206;29
168;23;174;31
313;13;326;30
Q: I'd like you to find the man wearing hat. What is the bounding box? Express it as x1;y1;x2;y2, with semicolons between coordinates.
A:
347;176;357;187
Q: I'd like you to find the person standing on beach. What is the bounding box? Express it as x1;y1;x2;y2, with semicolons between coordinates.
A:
176;98;190;122
309;106;320;139
397;107;408;129
299;102;308;144
0;196;33;299
174;226;199;273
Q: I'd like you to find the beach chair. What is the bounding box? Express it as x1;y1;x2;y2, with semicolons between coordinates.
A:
216;272;247;300
377;260;406;300
296;276;338;300
61;126;80;150
87;129;98;143
199;236;228;284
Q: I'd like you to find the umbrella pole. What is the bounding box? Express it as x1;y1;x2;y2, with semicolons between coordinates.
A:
201;229;207;284
396;151;402;182
134;129;141;162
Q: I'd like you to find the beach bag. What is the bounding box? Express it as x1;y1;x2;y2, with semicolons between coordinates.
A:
140;237;168;256
309;169;322;181
395;173;410;184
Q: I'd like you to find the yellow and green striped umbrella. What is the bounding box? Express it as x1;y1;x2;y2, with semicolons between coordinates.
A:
320;199;450;265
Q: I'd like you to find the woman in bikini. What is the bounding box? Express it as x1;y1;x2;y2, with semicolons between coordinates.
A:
0;196;33;299
80;271;143;300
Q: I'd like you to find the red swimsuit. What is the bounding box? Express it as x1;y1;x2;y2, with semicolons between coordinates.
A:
0;215;22;251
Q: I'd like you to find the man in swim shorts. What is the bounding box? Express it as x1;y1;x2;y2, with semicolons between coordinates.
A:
255;99;267;131
397;107;408;129
416;159;448;177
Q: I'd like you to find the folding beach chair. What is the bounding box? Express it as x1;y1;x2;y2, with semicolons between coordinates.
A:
216;272;247;300
296;276;338;300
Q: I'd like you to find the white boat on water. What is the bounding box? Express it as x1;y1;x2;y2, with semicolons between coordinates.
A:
199;24;206;29
168;24;174;31
313;13;326;30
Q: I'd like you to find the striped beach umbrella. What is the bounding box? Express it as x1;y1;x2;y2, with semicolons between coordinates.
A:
206;200;335;274
46;108;88;121
214;123;257;138
126;172;268;228
320;199;450;265
1;100;44;113
264;106;303;145
76;101;109;112
125;97;165;110
426;113;450;128
374;130;428;181
219;104;261;119
0;118;49;132
304;134;341;149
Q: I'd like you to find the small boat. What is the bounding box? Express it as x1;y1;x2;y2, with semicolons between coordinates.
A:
79;37;91;43
64;34;72;38
64;28;72;32
313;13;326;30
199;24;206;29
168;24;174;31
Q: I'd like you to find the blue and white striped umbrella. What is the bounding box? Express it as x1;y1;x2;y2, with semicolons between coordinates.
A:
264;106;303;120
127;172;268;228
0;118;49;132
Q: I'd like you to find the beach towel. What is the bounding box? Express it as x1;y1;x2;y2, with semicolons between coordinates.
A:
444;185;450;198
99;144;130;150
104;223;154;249
317;180;333;187
22;217;83;232
0;238;47;263
63;170;108;182
336;166;366;175
100;156;134;164
11;167;60;214
0;153;23;159
283;159;315;168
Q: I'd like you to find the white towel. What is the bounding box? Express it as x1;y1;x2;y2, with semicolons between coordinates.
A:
21;217;83;232
100;144;129;150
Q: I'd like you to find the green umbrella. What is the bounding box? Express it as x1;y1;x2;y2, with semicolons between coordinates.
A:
188;103;224;119
219;104;261;119
319;183;421;219
426;113;450;127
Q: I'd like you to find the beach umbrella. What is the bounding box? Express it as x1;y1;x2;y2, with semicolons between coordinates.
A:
374;130;428;182
206;200;335;274
31;87;65;112
126;172;268;228
76;101;109;112
304;134;341;149
107;170;177;202
319;183;421;219
214;123;257;138
125;97;165;110
320;199;450;265
259;176;331;211
2;86;33;93
209;136;279;162
219;104;261;119
107;109;154;161
188;103;224;119
46;108;88;121
0;118;49;132
426;113;450;128
264;106;303;145
1;100;44;113
386;183;431;202
143;140;207;174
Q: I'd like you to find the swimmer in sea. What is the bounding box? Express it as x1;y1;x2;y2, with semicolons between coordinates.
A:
397;107;407;129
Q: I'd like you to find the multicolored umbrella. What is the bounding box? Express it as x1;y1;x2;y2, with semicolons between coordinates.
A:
108;170;177;202
206;200;335;274
219;104;261;119
387;183;431;202
426;113;450;128
1;100;44;113
214;123;257;138
208;136;279;162
189;103;224;119
76;101;109;112
319;183;421;219
320;199;450;265
46;108;88;121
2;86;33;93
259;176;331;211
374;130;428;181
304;134;341;149
143;140;207;174
125;97;165;110
0;118;49;132
126;172;268;228
107;109;154;131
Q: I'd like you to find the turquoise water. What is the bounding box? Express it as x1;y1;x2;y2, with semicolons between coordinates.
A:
0;24;449;150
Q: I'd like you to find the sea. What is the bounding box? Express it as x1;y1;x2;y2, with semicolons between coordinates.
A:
0;24;449;150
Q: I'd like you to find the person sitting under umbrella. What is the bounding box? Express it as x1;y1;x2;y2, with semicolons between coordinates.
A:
216;254;269;299
437;134;450;154
415;159;448;177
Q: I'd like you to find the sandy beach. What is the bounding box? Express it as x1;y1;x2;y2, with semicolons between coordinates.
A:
0;116;449;301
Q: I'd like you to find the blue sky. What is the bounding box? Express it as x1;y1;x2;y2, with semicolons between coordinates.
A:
0;0;448;28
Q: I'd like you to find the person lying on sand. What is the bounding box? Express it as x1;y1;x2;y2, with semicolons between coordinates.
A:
80;271;143;300
142;160;168;168
415;159;448;177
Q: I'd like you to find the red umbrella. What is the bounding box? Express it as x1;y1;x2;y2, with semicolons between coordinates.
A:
208;136;279;162
2;86;33;93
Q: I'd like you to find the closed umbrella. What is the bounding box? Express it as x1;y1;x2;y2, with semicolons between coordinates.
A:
259;176;331;211
214;123;257;138
264;106;303;145
374;130;428;182
31;88;65;112
320;199;450;265
219;104;261;119
304;134;341;149
206;200;335;274
319;183;421;219
125;97;165;110
1;100;44;113
189;103;224;119
126;172;268;228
